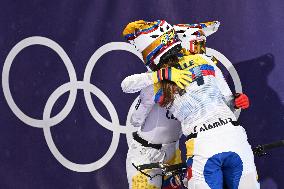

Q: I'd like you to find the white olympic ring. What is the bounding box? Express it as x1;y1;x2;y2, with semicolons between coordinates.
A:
2;36;241;172
2;37;78;128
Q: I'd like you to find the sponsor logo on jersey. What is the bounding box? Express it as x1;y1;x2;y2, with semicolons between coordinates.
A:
193;117;234;133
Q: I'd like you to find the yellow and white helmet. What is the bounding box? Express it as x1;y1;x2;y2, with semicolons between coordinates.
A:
123;20;181;70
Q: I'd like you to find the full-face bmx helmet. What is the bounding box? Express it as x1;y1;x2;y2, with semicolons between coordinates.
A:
123;20;182;71
174;21;220;54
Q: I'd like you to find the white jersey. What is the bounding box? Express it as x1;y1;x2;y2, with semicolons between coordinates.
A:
122;54;235;137
128;83;182;144
169;55;236;135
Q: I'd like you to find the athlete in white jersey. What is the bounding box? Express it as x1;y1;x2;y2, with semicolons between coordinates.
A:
126;86;183;189
123;20;192;189
168;55;259;189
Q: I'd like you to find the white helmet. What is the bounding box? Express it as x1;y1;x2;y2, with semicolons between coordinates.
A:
174;21;220;53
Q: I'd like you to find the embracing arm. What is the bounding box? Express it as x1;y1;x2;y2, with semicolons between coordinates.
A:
213;64;236;111
130;85;156;127
213;61;249;110
121;68;192;93
121;72;154;93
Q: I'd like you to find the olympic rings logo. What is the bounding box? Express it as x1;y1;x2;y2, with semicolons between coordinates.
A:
2;36;242;172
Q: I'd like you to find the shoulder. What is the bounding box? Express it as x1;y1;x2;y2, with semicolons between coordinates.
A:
140;83;164;104
140;84;156;105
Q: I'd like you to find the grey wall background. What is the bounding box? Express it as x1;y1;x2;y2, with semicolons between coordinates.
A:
0;0;284;188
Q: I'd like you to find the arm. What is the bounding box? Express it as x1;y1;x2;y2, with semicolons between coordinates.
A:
121;68;192;93
210;58;249;110
130;85;155;127
198;54;236;110
121;72;154;93
213;63;236;111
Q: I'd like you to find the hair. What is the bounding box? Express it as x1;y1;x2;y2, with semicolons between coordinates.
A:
156;55;184;107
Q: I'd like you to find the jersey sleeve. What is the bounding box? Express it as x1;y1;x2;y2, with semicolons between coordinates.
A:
212;62;235;111
201;54;236;111
130;85;156;127
121;72;154;93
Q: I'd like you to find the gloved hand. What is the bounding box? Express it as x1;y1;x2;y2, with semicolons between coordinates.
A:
152;67;192;89
234;93;250;109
